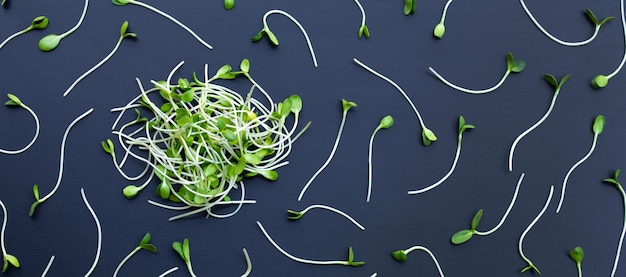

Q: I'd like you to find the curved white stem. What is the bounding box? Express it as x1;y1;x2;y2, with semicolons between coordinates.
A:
428;66;510;94
0;200;8;261
607;0;626;79
367;126;381;202
403;246;445;277
41;255;55;277
294;204;365;230
474;173;525;236
0;103;40;154
263;10;317;67
408;134;463;194
241;248;252;277
610;184;626;277
157;267;179;277
61;0;89;38
81;188;102;277
0;28;29;50
354;0;366;27
113;246;141;277
439;0;453;25
519;185;554;273
556;135;598;213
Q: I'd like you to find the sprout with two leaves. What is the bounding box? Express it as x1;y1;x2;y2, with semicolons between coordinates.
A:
570;246;584;277
287;204;365;230
0;16;48;50
603;169;626;277
1;94;40;155
354;0;370;38
519;185;554;274
433;0;453;39
367;115;393;202
172;238;197;277
113;233;157;276
0;201;19;273
39;0;88;51
390;246;444;276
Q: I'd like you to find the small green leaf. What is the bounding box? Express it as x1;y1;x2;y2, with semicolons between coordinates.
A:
422;128;437;146
140;233;152;245
599;16;615;26
123;185;141;199
287;209;303;220
570;246;584;264
470;209;483;230
180;90;195;103
120;21;129;36
258;170;278;180
506;52;514;70
157;182;170;199
593;115;605;135
102;139;114;154
391;250;408;262
240;59;250;74
451;229;474;244
141;244;157;253
266;29;279;46
112;0;131;5
5;255;19;269
289;95;302;113
29;201;39;217
6;94;22;106
558;74;572;88
544;74;558;88
359;25;370;39
433;23;445;39
31;16;49;30
403;0;412;15
348;246;355;262
379;115;394;129
244;153;262;165
33;184;40;200
172;241;185;261
341;99;357;112
591;75;609;88
511;60;526;73
615;169;621;180
182;238;191;261
38;34;62;52
216;64;232;77
603;178;619;186
2;259;6;272
585;9;599;25
224;0;234;10
251;30;266;42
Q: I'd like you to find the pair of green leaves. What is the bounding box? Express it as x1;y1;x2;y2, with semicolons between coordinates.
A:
251;27;279;46
4;94;23;107
119;21;137;39
585;9;614;27
390;250;408;262
451;209;483;244
2;253;19;272
346;246;365;266
29;185;41;216
570;246;584;264
404;0;416;15
213;59;250;80
506;52;526;73
544;73;571;91
458;116;474;135
172;238;192;264
421;128;437;146
137;233;157;253
604;169;621;187
358;25;370;39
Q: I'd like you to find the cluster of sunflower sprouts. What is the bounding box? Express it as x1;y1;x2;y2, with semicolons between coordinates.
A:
106;59;306;220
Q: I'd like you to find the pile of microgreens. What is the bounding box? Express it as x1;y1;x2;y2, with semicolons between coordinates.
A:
368;115;394;202
520;0;613;47
0;200;19;273
433;0;453;39
1;94;40;155
105;59;307;220
112;0;213;50
591;0;626;88
256;221;365;267
80;188;102;277
287;204;365;230
354;57;437;146
408;116;473;195
451;173;525;244
508;74;570;172
570;246;584;277
354;0;370;38
0;16;48;50
172;238;197;277
519;185;554;274
603;169;626;277
390;245;445;276
39;0;88;52
556;115;605;213
404;0;416;15
251;9;318;67
113;233;157;277
297;99;356;202
63;21;136;98
428;52;525;94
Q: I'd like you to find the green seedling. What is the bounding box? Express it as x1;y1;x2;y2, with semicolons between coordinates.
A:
556;115;605;213
173;238;197;277
433;0;453;39
603;169;626;277
409;116;473;194
113;233;157;276
519;185;554;274
251;9;318;67
367;115;393;202
256;221;364;266
63;21;136;97
508;74;570;171
570;246;584;277
80;188;102;277
2;94;40;155
0;201;19;273
297;99;355;201
404;0;416;15
39;0;88;51
354;57;437;146
451;173;525;244
0;16;48;50
287;204;365;230
391;246;444;276
429;52;525;94
224;0;234;10
112;0;212;49
354;0;370;38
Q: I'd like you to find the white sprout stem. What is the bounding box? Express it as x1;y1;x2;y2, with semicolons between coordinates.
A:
0;200;8;260
408;133;463;195
556;135;598;214
519;0;600;46
508;89;559;172
353;58;428;130
39;108;94;203
519;185;554;272
113;246;142;277
474;173;525;236
0;28;29;50
296;204;365;230
439;0;453;24
606;0;626;79
428;66;510;94
41;255;55;277
610;184;626;277
241;248;252;277
403;246;445;277
0;103;40;154
370;274;377;277
60;0;89;38
63;35;124;97
367;126;381;202
129;0;213;49
186;260;197;277
354;0;366;27
578;263;583;277
81;188;102;277
263;10;318;67
256;221;351;265
157;267;179;277
298;110;348;201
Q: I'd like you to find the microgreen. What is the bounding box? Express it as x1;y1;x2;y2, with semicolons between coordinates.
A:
590;0;626;88
80;188;102;277
354;0;370;38
63;21;136;97
0;201;19;273
241;248;252;277
570;246;584;277
404;0;416;15
451;173;525;244
521;0;613;47
390;246;445;276
287;204;365;230
429;52;525;94
1;94;40;155
112;0;212;49
556;115;605;213
603;169;626;277
508;74;570;172
0;16;48;50
256;221;365;266
519;185;554;274
251;10;318;67
224;0;234;10
172;238;197;277
354;58;437;146
298;99;355;201
409;116;473;194
113;233;157;276
433;0;453;39
39;0;88;51
367;115;393;202
29;108;94;216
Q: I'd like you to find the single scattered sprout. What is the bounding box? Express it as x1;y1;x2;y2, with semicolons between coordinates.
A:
172;238;197;277
0;16;49;50
603;169;626;277
354;0;370;39
251;10;318;67
367;115;394;202
433;0;453;39
1;94;40;155
429;52;525;94
224;0;234;10
508;74;570;172
81;188;102;277
113;233;157;277
519;185;554;274
63;21;136;97
297;99;356;201
112;0;212;49
409;116;473;194
0;201;19;273
556;115;605;213
287;204;365;230
390;246;445;276
570;246;584;277
520;0;613;47
39;0;88;51
404;0;416;15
